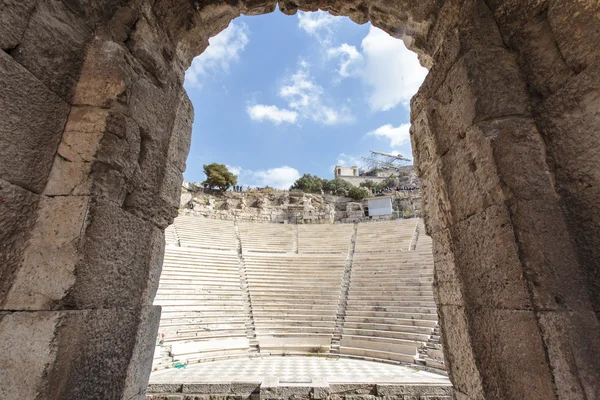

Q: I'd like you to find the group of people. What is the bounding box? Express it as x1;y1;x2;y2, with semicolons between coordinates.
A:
369;186;419;195
231;185;275;193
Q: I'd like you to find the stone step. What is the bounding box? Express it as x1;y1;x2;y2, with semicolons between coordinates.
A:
338;346;416;364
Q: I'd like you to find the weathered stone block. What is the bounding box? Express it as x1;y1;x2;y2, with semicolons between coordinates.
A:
3;195;89;310
0;311;59;400
507;198;591;311
0;306;160;400
126;11;176;86
68;199;165;308
547;0;600;72
147;383;183;393
376;384;452;397
422;47;531;160
11;0;92;101
47;306;160;399
72;39;136;107
493;4;573;98
431;229;464;307
419;164;451;234
436;305;483;398
476;118;556;200
0;179;39;306
168;93;194;173
5;194;164;310
0;50;70;193
468;308;555;399
536;61;600;311
450;204;531;310
0;0;37;50
439;127;505;224
538;310;600;399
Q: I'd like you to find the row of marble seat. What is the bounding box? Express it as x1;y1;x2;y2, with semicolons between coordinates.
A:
244;253;347;354
354;219;418;253
173;216;238;251
339;243;438;365
297;224;354;254
238;222;295;253
153;216;442;370
153;247;249;368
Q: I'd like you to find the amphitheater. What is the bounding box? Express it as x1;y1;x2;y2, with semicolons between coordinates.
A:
2;0;600;399
147;216;450;398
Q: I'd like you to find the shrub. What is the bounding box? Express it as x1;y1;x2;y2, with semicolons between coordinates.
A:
348;186;371;201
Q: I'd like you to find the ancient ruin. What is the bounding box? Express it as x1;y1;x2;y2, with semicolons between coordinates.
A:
1;0;599;399
147;216;449;398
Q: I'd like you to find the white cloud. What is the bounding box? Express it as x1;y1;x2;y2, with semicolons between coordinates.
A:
360;26;428;111
249;62;353;126
336;153;365;168
185;21;249;88
247;105;298;124
367;123;411;148
327;44;363;78
225;165;242;176
230;166;301;189
297;11;339;44
279;62;353;125
251;166;301;189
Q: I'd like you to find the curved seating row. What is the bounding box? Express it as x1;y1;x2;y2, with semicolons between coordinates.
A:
173;215;237;251
244;253;346;354
339;250;437;364
153;247;249;368
354;219;418;253
153;216;444;371
297;223;354;254
239;222;295;253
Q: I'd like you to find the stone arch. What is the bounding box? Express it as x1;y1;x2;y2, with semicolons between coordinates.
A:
1;0;599;399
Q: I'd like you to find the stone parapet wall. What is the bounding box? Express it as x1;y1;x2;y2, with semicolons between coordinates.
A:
179;190;422;224
146;381;452;400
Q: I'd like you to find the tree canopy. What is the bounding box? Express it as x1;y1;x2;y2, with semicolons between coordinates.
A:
202;163;237;191
348;186;371;201
290;174;328;193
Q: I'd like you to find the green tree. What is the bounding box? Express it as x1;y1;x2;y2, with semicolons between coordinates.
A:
359;180;377;189
324;178;353;197
202;163;237;191
348;186;371;201
290;174;327;193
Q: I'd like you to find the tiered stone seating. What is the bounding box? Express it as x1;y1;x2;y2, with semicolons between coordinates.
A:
339;238;438;364
298;223;354;254
164;224;179;246
153;246;249;367
173;216;237;251
154;215;444;371
354;219;418;253
239;222;295;253
244;253;346;353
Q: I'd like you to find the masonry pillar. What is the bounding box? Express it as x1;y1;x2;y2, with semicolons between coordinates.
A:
411;1;600;399
0;2;192;399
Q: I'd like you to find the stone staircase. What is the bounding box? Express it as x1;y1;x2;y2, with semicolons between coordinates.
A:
331;222;358;353
416;324;446;373
153;216;446;372
234;219;260;354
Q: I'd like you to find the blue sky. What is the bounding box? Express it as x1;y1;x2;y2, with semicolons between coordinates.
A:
183;9;428;189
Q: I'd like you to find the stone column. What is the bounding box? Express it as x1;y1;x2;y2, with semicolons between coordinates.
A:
411;1;600;399
0;2;192;398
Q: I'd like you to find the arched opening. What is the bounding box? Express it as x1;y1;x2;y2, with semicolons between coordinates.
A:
1;1;599;399
148;8;448;395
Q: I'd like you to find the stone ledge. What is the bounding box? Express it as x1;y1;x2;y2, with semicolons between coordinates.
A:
146;380;453;400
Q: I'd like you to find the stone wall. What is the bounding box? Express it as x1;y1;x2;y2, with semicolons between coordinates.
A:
178;188;422;223
1;0;599;399
146;381;452;400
